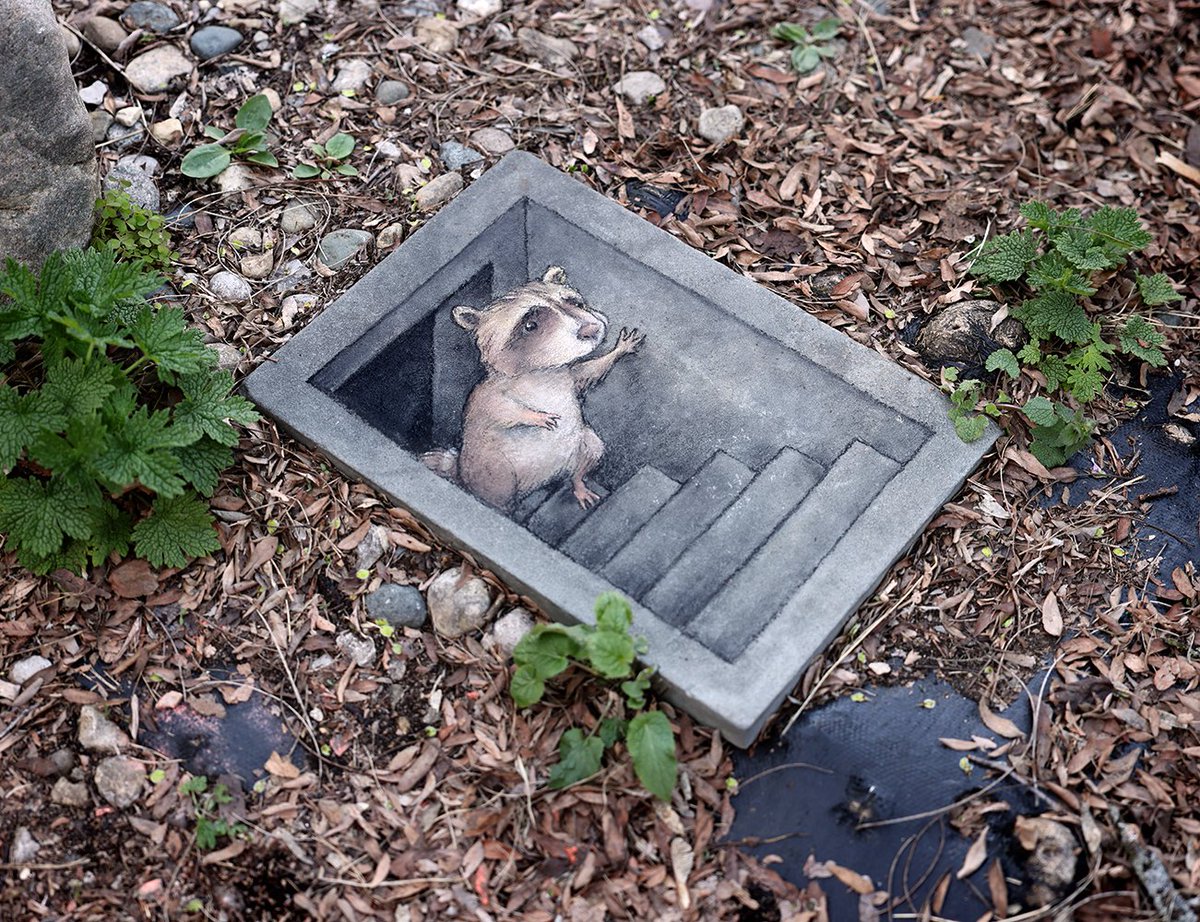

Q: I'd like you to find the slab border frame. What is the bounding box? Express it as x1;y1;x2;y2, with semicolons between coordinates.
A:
245;152;995;747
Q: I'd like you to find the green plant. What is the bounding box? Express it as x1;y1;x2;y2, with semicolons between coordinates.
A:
293;133;358;180
510;593;677;800
179;775;246;851
0;247;258;573
952;201;1175;467
772;18;842;73
94;188;173;270
181;94;279;179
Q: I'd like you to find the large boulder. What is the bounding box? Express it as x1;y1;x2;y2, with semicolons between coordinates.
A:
0;0;98;267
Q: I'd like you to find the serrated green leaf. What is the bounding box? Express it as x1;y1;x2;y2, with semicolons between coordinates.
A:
1018;200;1055;230
172;437;233;496
181;144;232;179
94;405;188;496
1117;315;1167;365
1066;364;1104;402
509;664;544;708
1085;206;1152;254
131;491;220;568
87;499;133;566
1014;290;1092;344
598;717;628;749
595;591;632;633
1134;272;1182;307
42;357;117;417
1022;396;1057;427
172;372;259;446
1051;230;1118;272
985;348;1020;379
0;475;96;557
626;711;677;800
585;629;635;679
970;230;1037;283
1026;251;1096;295
548;728;603;789
234;94;273;133
0;386;63;470
953;413;988;442
512;627;579;679
128;306;217;378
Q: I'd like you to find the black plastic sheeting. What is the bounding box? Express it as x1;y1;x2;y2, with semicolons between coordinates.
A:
730;676;1041;921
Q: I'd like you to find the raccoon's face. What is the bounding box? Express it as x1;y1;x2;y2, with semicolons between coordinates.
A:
452;266;608;375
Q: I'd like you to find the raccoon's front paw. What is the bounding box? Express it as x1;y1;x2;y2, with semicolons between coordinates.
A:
529;410;561;430
616;327;645;354
573;483;601;508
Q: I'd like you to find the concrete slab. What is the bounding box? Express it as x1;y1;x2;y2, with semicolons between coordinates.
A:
244;152;996;747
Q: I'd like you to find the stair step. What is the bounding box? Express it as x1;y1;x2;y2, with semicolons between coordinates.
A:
561;467;679;569
604;451;754;602
646;447;824;627
685;441;900;661
525;481;610;546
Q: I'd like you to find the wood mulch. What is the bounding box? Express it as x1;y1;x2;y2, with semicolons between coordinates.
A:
3;0;1198;919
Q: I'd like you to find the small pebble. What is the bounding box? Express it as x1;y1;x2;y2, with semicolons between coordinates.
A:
487;608;534;657
60;23;82;60
332;59;372;93
150;117;184;145
375;80;410;106
637;24;666;51
377;223;404;248
104;164;160;211
613;71;666;106
316;229;373;270
336;631;376;668
272;258;312;294
212;343;241;371
10;655;51;685
427;567;492;639
51;778;90;807
228;227;262;250
415;18;459;54
375;140;403;160
9;828;39;864
517;27;577;65
94;756;145;809
78;80;108;107
355;524;390;570
240;252;274;279
215;163;255;193
280;201;320;233
190;25;244;61
209;271;253;301
469;127;515;155
82;15;128;53
439;140;484;170
414;172;463;211
366;584;428;629
697;104;745;145
121;2;182;34
78;705;128;752
457;0;501;16
105;120;145;151
280;0;319;25
124;45;193;94
114;106;141;127
90;111;114;142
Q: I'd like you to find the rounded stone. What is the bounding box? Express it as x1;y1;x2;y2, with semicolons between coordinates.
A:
375;80;410;106
637;24;667;51
316;229;373;270
280;0;320;26
458;0;501;15
10;828;39;864
331;59;372;93
215;163;255;193
103;163;160;212
487;608;534;657
914;299;1027;368
470;127;515;155
272;258;312;294
149;117;184;145
90;111;114;142
697;104;745;145
228;226;262;250
209;270;252;301
82;16;128;54
613;71;666;105
78;705;128;752
94;756;145;809
61;24;82;60
121;2;182;34
427;567;492;639
10;654;51;685
439;140;484;170
280;201;320;233
366;584;428;629
190;26;243;61
336;630;376;668
377;222;404;249
50;777;90;807
124;45;193;94
240;251;274;280
414;171;463;211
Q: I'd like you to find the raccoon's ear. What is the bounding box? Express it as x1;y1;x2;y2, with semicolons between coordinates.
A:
451;305;482;330
541;265;569;285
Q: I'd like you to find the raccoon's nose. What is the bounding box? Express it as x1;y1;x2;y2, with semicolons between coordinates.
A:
578;321;602;340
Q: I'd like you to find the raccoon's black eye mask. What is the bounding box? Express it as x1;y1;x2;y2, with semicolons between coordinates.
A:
513;305;546;341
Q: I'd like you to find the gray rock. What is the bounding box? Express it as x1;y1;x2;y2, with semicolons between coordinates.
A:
961;26;995;61
613;71;666;105
122;2;182;34
280;0;320;25
317;229;373;270
427;567;492;639
517;27;577;65
487;608;534;657
124;45;193;94
309;652;335;671
117;153;160;175
210;270;252;301
79;79;109;107
272;258;312;294
637;24;666;51
49;748;75;776
190;25;243;61
414;17;458;54
280;201;320;233
78;705;128;752
240;251;274;279
94;756;145;808
215;163;254;193
114;106;141;127
457;0;501;15
375;80;410;105
377;222;404;248
228;226;262;250
164;200;201;228
82;15;128;54
10;654;51;685
375;140;403;160
336;630;376;667
698;104;744;145
355;523;389;570
332;59;372;93
50;777;90;807
366;584;428;629
470;127;515;155
10;828;39;864
414;171;463;211
439;140;484;170
90;110;114;142
213;342;240;371
61;23;81;60
104;163;160;212
105;119;145;151
0;1;98;267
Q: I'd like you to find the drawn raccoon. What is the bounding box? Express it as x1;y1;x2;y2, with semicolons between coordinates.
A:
422;266;644;513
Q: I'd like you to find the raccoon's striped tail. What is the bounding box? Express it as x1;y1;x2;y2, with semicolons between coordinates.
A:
421;448;459;481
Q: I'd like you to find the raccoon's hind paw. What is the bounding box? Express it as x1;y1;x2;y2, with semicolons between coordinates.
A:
421;448;459;480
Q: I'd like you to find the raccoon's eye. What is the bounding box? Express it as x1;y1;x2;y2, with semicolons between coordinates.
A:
523;319;538;332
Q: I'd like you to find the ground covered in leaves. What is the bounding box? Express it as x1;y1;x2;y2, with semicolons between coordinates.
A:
2;0;1199;919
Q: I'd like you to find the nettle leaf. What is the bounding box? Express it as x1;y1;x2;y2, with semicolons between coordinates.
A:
172;437;233;496
626;711;677;800
0;475;96;557
1026;251;1096;296
970;230;1037;283
95;405;188;496
585;629;635;679
1118;316;1167;366
1014;290;1092;344
1022;396;1057;427
548;728;603;789
1086;206;1152;254
1018;200;1056;231
599;717;628;749
129;307;217;378
1135;272;1183;307
131;491;220;568
87;499;133;565
235;94;273;133
181;144;232;179
1051;231;1117;272
952;413;988;442
42;357;117;417
595;591;633;633
0;386;64;470
1017;339;1042;366
984;348;1020;379
509;664;544;708
173;371;259;446
512;626;580;680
